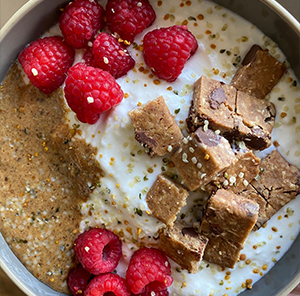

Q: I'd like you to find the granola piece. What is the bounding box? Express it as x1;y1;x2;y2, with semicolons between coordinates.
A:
201;189;259;268
231;44;286;99
146;174;188;228
250;150;300;212
171;128;237;191
240;185;277;231
160;221;208;273
186;75;236;133
206;148;260;194
128;96;182;157
234;90;276;150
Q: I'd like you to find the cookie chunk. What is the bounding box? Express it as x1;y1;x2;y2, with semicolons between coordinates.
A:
160;221;208;273
186;75;236;133
146;174;188;228
251;150;300;210
240;185;277;231
231;44;286;99
170;128;237;191
241;150;300;229
201;189;259;268
205;148;260;195
128;96;182;156
186;76;275;150
234;90;275;150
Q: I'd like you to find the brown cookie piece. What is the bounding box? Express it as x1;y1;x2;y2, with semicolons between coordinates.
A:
171;128;237;191
205;148;260;195
240;184;277;231
234;90;275;150
240;150;300;230
128;96;182;157
146;174;188;228
160;221;208;273
201;189;259;268
231;44;286;99
186;75;275;150
186;75;236;134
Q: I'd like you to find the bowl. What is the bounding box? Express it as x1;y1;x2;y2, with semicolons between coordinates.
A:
0;0;299;295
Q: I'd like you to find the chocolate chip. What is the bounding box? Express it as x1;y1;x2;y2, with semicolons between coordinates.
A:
195;128;220;147
182;227;199;238
241;44;262;66
135;132;157;148
209;87;227;109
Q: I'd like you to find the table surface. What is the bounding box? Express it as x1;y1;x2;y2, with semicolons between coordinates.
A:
0;0;300;296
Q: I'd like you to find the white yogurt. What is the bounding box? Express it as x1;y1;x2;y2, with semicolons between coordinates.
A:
32;0;300;295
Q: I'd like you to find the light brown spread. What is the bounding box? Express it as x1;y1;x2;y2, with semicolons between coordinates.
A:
0;63;90;294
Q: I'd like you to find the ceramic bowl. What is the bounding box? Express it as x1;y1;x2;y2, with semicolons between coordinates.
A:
0;0;299;295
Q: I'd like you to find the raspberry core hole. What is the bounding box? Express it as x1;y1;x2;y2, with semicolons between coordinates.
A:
103;292;116;296
144;280;166;293
102;243;111;261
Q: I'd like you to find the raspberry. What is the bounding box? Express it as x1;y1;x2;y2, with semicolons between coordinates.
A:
73;228;122;274
64;63;124;124
67;264;92;295
83;48;97;67
143;25;198;82
93;33;135;78
18;36;74;94
126;247;173;294
85;273;131;296
132;290;169;296
59;0;105;49
106;0;156;44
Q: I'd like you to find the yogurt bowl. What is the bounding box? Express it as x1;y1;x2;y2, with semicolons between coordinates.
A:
0;0;300;296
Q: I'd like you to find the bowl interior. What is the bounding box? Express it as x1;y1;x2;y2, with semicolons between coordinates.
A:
0;0;299;295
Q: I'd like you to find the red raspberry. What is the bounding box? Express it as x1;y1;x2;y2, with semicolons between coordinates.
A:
67;264;92;295
126;247;173;294
73;228;122;274
143;25;198;82
83;48;97;67
93;33;135;78
132;290;169;296
85;273;131;296
59;0;105;49
18;36;74;94
106;0;156;44
64;63;124;124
